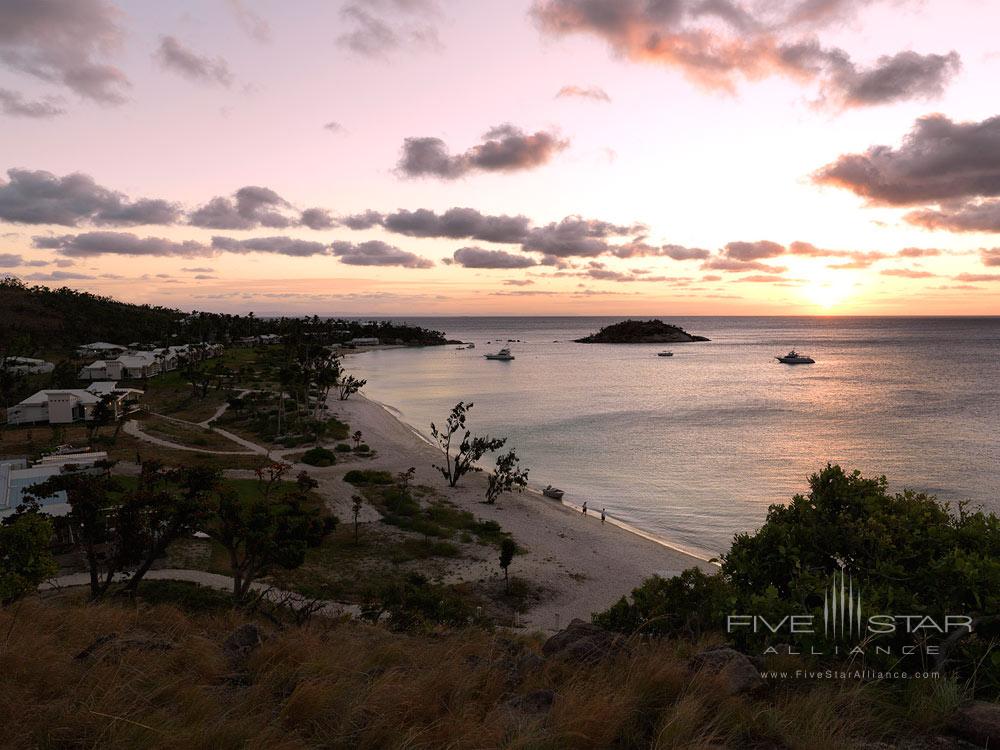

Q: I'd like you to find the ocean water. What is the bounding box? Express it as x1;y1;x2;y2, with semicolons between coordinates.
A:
347;317;1000;558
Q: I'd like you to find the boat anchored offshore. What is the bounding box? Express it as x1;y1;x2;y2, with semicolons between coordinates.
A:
542;485;564;500
776;349;815;364
657;351;674;357
484;347;515;361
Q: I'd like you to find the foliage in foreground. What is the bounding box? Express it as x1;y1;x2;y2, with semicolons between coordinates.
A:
0;597;966;750
596;465;1000;695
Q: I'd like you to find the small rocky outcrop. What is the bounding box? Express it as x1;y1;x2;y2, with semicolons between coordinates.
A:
949;702;1000;747
223;623;266;660
574;319;710;344
687;646;764;696
541;619;628;663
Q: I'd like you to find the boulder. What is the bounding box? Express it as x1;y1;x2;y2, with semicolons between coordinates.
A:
688;646;764;696
949;702;1000;747
541;619;626;663
223;623;265;659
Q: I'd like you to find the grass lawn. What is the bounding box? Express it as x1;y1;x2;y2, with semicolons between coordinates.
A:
138;370;228;422
136;414;248;452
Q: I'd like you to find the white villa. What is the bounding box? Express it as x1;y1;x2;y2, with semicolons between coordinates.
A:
0;451;109;520
347;337;380;347
5;382;143;426
77;343;222;381
76;341;126;358
1;356;55;375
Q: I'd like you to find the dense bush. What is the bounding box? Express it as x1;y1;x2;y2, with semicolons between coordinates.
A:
334;443;352;453
595;465;1000;693
344;469;394;486
300;447;336;467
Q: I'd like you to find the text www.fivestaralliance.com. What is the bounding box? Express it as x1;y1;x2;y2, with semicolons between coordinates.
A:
762;670;940;681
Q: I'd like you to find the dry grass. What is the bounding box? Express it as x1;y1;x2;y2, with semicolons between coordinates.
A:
0;598;947;750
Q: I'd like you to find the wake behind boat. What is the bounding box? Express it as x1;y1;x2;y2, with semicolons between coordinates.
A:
777;349;815;364
484;347;515;361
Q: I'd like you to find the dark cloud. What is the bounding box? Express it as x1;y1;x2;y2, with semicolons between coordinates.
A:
383;207;531;243
331;239;433;268
25;270;95;281
181;266;214;272
833;51;960;107
702;257;787;273
503;278;534;286
0;0;129;104
522;216;638;257
340;209;384;230
189;186;293;229
212;235;329;256
397;124;569;179
155;36;233;87
954;273;1000;282
555;84;611;102
36;231;210;257
982;248;1000;267
323;121;344;133
336;3;441;58
300;208;336;230
452;246;536;269
897;247;942;258
0;168;181;226
906;200;1000;233
660;244;711;260
0;88;64;117
723;240;785;261
530;0;959;107
0;253;23;267
814;114;1000;205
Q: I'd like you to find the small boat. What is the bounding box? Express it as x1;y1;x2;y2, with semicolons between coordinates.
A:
542;485;564;500
465;343;475;349
657;351;674;357
484;348;515;361
776;349;815;365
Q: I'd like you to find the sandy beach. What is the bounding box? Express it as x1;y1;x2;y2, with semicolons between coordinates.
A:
322;392;713;631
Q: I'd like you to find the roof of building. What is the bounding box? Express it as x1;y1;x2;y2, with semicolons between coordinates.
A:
79;341;124;350
15;389;102;407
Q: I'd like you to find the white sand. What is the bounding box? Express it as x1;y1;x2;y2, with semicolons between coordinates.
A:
316;394;713;631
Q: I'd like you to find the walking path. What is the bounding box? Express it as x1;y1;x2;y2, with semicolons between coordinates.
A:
41;569;361;619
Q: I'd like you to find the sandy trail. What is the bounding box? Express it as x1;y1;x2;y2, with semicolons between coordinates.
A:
325;393;713;631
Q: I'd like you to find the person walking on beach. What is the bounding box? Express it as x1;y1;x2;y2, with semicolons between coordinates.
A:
582;501;587;515
601;508;606;524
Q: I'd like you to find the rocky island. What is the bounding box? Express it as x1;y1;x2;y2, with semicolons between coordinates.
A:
574;319;710;343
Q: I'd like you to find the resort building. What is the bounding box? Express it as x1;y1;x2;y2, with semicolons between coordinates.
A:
346;337;380;347
76;341;126;358
0;451;108;521
5;383;142;426
1;356;55;374
78;344;221;381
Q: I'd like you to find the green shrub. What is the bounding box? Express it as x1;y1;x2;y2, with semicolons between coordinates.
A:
334;443;352;453
344;469;394;486
354;443;371;454
301;447;336;467
325;418;350;440
595;465;1000;695
136;580;233;612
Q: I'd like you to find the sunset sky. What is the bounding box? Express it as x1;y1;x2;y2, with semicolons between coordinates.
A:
1;0;999;315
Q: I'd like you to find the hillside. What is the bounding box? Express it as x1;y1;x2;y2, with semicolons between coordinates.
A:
0;593;969;750
0;277;186;352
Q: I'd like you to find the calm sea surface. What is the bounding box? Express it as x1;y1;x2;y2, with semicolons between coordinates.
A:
347;317;1000;557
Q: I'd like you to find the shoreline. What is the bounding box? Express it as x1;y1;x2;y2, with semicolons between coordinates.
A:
366;394;716;565
333;391;714;629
